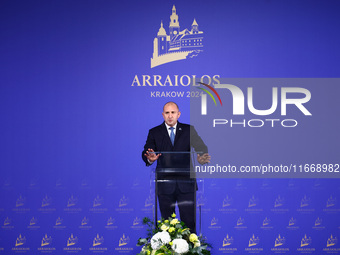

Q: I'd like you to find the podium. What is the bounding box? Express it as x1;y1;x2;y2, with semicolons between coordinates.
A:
149;151;204;234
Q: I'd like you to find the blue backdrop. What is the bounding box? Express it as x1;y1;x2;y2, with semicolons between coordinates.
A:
1;0;339;254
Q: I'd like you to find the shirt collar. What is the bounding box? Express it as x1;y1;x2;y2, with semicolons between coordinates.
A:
165;122;177;131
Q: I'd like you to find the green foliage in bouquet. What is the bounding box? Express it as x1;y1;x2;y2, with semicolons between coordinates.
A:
137;213;211;255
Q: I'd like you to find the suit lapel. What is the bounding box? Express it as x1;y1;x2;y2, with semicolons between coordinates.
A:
174;122;183;146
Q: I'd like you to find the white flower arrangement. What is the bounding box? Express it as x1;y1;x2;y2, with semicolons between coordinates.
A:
150;231;171;250
137;214;210;255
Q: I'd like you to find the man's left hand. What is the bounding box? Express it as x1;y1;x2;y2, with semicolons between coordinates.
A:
197;153;211;164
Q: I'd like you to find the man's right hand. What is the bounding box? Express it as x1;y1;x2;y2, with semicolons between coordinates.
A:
144;148;161;163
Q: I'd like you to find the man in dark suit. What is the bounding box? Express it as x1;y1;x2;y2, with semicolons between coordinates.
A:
142;102;210;232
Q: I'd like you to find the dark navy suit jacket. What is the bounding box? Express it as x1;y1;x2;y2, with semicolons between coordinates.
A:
142;121;208;194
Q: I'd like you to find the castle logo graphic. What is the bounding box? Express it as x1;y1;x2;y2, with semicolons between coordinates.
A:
274;234;285;247
55;217;63;226
67;234;78;246
145;194;153;207
288;217;297;227
107;217;115;226
300;195;311;208
262;217;270;226
119;234;130;247
67;195;78;207
326;235;337;247
29;217;38;226
261;217;273;230
16;195;25;207
223;234;234;247
301;234;312;247
93;234;104;247
81;217;89;226
211;217;218;226
41;234;52;247
248;195;258;208
274;195;284;207
41;195;52;207
4;217;11;226
15;234;26;246
248;234;260;247
93;195;103;207
151;5;204;68
236;217;245;226
222;195;232;207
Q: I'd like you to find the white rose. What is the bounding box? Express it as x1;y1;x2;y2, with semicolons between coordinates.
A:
170;218;180;225
194;240;201;248
171;239;189;254
160;224;169;231
150;231;171;250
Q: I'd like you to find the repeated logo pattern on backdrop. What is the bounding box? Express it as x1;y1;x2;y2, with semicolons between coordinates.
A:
1;176;339;253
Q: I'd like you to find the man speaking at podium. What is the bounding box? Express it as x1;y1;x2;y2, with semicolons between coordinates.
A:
142;101;210;232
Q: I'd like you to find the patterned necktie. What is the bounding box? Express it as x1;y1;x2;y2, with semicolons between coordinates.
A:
169;127;175;146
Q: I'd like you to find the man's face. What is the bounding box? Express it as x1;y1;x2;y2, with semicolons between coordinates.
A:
162;103;181;127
